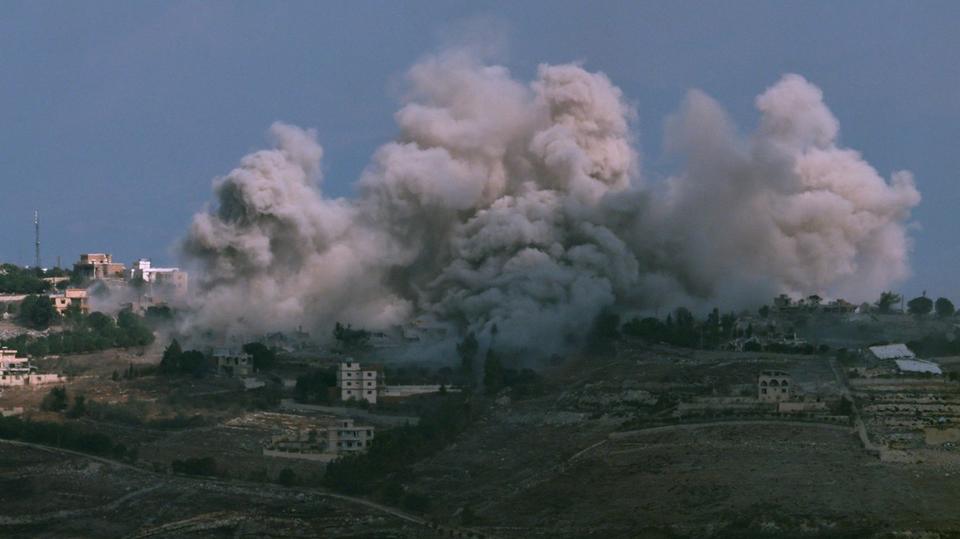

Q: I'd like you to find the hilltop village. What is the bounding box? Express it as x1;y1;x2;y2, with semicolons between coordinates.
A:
2;260;960;537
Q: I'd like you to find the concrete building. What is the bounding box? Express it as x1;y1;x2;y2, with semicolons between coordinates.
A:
129;259;188;297
213;348;253;377
0;348;64;386
50;288;89;315
73;253;125;281
263;416;375;462
338;360;383;404
758;370;792;402
337;360;458;404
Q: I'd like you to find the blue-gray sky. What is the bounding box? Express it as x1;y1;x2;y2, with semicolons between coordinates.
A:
2;1;958;302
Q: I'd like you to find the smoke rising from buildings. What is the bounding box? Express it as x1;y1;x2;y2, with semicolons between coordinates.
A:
182;51;920;352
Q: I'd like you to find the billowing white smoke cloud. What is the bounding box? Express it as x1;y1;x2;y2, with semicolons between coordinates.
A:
182;52;920;353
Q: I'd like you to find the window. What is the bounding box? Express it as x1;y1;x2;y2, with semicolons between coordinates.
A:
761;388;767;394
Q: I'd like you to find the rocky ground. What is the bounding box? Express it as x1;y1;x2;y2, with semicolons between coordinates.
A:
0;443;442;538
403;348;960;538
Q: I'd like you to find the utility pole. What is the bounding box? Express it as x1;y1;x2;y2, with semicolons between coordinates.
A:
34;210;41;269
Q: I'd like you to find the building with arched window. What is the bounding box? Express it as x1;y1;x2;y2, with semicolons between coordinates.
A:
758;370;791;402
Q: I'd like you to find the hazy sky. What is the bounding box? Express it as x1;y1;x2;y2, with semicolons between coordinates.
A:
2;2;958;303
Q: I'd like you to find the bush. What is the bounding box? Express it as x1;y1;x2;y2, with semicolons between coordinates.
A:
0;416;123;458
171;456;220;477
401;491;431;513
324;394;475;495
18;295;58;330
41;386;68;412
277;468;297;486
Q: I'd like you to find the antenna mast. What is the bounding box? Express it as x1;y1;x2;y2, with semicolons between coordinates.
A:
34;210;41;269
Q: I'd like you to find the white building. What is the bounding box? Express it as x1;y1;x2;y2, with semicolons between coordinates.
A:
338;360;383;404
337;360;458;404
129;259;188;298
0;348;64;386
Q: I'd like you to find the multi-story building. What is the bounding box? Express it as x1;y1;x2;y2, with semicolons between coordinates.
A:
73;253;125;281
263;416;375;462
50;288;89;315
338;360;384;404
0;348;64;386
129;259;188;297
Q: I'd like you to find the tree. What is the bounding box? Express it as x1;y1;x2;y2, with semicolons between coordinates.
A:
876;291;902;314
586;310;620;354
333;322;370;350
758;305;771;318
0;264;50;294
935;297;955;318
456;332;479;375
160;339;183;374
277;468;297;486
907;295;933;316
179;350;208;377
483;350;505;395
41;386;68;412
243;342;276;370
17;295;58;329
67;395;88;418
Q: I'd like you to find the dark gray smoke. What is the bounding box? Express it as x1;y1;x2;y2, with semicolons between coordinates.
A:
182;51;920;352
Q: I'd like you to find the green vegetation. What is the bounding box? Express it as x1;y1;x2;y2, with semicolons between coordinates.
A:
158;339;209;377
277;468;298;486
907;295;933;316
585;310;621;354
482;349;544;397
333;321;371;351
40;386;69;412
242;341;276;370
323;394;476;497
876;291;902;314
456;331;479;379
0;415;135;460
1;308;154;357
0;264;50;294
294;366;338;403
935;297;955;317
171;456;221;477
17;294;58;329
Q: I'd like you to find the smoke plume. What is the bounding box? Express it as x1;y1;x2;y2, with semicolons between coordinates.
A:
182;51;920;352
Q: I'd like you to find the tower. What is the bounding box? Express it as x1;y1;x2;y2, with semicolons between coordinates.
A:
33;210;41;269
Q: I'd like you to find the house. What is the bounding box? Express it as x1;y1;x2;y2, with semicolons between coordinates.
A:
0;348;64;386
758;370;792;402
50;288;89;315
213;348;253;377
73;253;125;281
263;416;374;462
